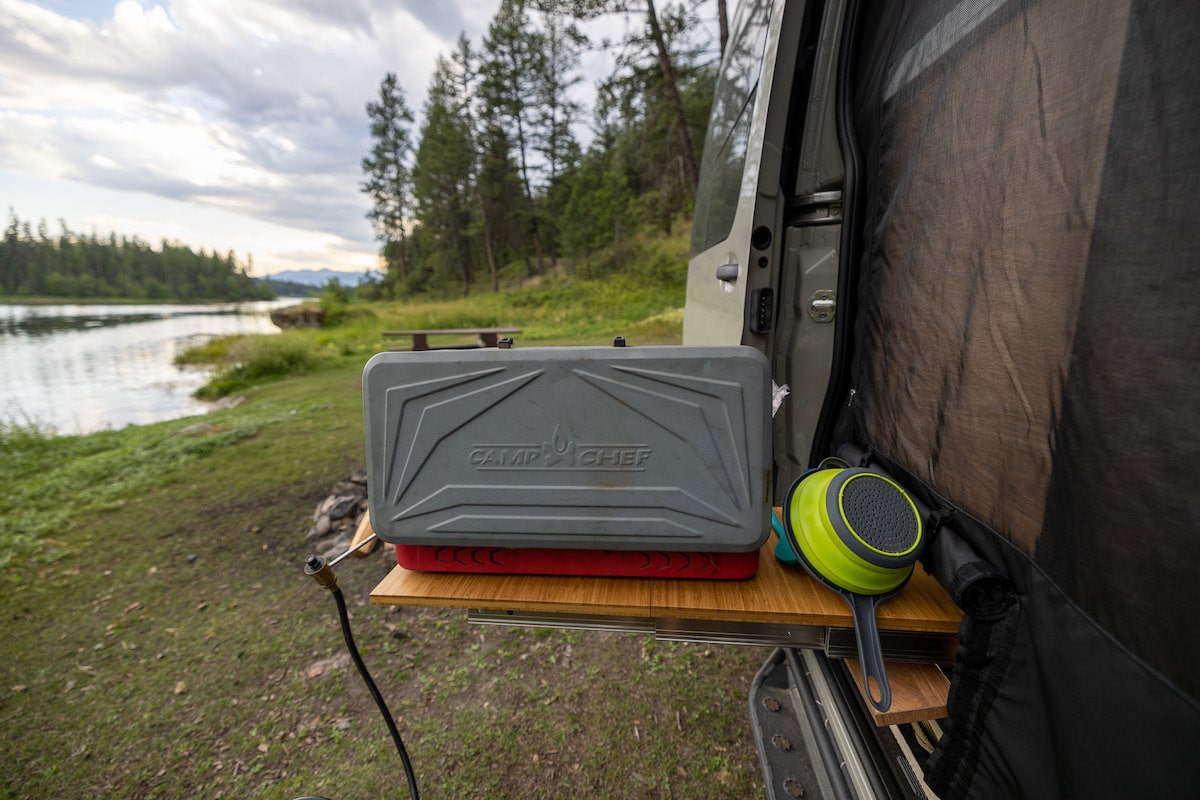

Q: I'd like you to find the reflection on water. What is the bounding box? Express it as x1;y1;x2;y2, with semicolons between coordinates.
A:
3;311;167;335
0;300;302;435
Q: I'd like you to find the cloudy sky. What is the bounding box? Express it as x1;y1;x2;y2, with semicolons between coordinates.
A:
1;0;633;277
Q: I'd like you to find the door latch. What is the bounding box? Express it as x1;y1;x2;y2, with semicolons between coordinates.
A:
808;290;836;322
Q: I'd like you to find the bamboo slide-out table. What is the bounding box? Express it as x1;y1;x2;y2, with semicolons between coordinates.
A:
370;512;961;725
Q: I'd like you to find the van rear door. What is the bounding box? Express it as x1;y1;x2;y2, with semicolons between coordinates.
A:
684;0;848;493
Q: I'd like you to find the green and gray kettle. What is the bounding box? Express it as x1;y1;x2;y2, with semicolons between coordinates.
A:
781;467;926;712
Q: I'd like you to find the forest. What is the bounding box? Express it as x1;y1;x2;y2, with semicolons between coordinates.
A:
0;213;272;302
360;0;729;296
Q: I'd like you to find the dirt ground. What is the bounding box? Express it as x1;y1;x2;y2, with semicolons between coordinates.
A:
1;471;771;799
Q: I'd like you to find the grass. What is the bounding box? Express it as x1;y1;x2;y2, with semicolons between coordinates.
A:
0;224;772;798
170;228;690;402
189;331;335;399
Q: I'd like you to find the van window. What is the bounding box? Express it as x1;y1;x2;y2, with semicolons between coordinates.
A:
691;0;774;255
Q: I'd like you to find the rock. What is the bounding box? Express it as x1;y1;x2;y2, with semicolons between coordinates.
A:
320;533;353;560
328;496;358;520
315;495;338;519
304;473;372;552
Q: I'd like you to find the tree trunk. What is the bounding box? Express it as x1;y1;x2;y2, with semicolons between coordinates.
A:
471;171;501;292
717;0;729;58
477;192;500;292
614;216;622;271
646;0;699;195
513;113;546;275
395;230;409;283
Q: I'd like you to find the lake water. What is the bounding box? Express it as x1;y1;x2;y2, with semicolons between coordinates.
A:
0;299;303;435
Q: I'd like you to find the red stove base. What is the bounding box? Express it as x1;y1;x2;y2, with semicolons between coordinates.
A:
394;544;759;580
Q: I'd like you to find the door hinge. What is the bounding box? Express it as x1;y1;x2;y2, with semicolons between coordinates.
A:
785;191;843;226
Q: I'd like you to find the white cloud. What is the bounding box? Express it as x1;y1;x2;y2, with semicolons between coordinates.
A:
0;0;499;273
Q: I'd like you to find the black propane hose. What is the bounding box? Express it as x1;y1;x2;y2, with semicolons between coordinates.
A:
304;555;420;800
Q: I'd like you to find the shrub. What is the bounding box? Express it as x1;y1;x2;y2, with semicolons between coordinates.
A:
195;331;325;399
318;279;352;325
173;335;242;366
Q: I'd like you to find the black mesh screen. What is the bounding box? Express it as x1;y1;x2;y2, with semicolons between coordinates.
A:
844;0;1200;795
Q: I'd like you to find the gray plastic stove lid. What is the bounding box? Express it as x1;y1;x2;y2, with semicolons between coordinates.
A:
362;344;772;552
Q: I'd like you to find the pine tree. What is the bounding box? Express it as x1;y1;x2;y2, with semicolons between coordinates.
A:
644;0;699;194
561;139;637;273
530;1;586;261
412;56;477;295
476;111;529;280
481;0;549;274
592;0;714;232
450;34;502;292
360;73;416;292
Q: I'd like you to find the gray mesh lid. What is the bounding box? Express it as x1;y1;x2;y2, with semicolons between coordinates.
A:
839;473;921;555
362;345;771;551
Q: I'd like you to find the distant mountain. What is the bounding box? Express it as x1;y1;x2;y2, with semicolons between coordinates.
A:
266;268;370;287
259;277;319;297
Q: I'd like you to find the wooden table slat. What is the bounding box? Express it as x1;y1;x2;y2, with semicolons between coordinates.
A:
650;539;960;631
371;566;654;618
371;534;961;634
844;658;950;727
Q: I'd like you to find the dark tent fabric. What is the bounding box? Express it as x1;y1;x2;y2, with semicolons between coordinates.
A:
842;0;1200;796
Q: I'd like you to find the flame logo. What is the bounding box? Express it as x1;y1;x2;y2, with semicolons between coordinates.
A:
542;425;576;466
